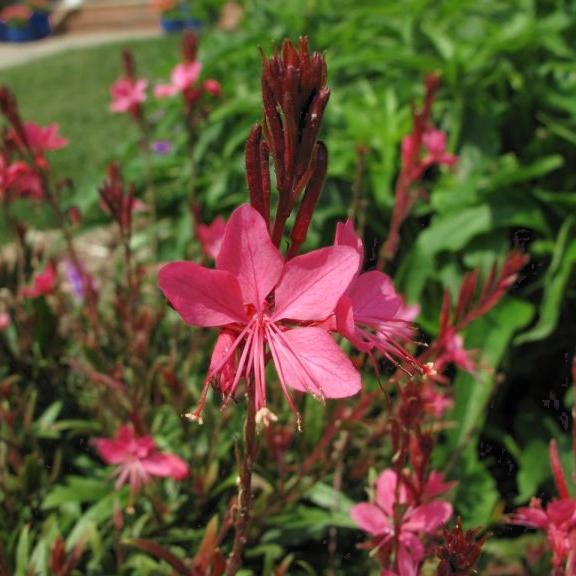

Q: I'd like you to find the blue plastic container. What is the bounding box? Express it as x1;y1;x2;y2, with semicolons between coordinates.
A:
30;11;51;39
4;24;34;42
160;17;184;33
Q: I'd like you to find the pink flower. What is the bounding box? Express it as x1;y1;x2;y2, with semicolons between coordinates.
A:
155;61;202;98
435;328;476;374
197;215;226;259
331;219;417;367
202;79;221;96
401;126;456;182
0;155;43;202
0;312;10;331
422;128;457;168
508;440;576;572
110;77;148;114
20;261;57;298
158;204;362;423
351;469;453;576
23;122;69;154
93;425;188;494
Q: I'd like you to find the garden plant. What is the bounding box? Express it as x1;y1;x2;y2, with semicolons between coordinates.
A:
1;1;576;574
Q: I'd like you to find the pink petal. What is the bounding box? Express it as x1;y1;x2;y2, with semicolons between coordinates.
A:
350;503;390;536
172;61;202;90
217;204;283;312
155;84;179;98
158;262;247;326
508;506;549;529
267;326;361;399
347;271;401;326
334;218;363;267
209;330;237;393
376;469;406;516
403;501;452;534
422;471;457;500
272;246;359;322
142;453;189;480
397;544;420;576
197;216;226;260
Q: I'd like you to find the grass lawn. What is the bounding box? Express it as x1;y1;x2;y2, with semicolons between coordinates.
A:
1;35;181;197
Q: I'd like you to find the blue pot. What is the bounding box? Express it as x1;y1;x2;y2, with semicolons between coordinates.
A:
0;21;5;42
4;25;34;43
30;11;51;39
183;18;203;31
160;17;184;33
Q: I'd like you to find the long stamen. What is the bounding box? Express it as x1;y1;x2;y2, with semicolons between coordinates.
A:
265;324;301;426
186;319;257;424
222;324;257;410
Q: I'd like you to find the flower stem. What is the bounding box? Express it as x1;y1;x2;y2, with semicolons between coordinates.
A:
225;380;257;575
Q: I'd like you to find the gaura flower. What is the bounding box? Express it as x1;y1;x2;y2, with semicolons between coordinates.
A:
155;61;202;98
93;425;188;495
508;440;576;573
23;122;69;154
351;469;453;576
197;215;226;260
0;154;43;202
332;219;418;368
110;77;148;114
20;261;57;298
158;204;362;424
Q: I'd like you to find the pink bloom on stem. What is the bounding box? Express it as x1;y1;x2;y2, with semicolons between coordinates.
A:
155;61;202;99
401;126;456;182
0;155;43;202
23;122;69;154
422;127;457;168
351;469;453;576
197;215;226;260
202;78;221;96
508;440;576;572
93;425;188;495
20;261;57;298
435;328;476;374
0;312;10;331
158;204;362;424
332;219;418;367
110;77;148;114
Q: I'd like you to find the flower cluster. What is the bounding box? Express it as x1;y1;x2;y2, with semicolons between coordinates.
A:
508;440;576;574
351;468;454;575
94;425;189;496
158;204;416;425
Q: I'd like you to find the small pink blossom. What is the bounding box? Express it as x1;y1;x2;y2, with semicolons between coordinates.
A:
155;61;202;98
93;425;188;494
331;219;417;367
435;328;476;374
20;261;57;298
422;128;457;168
197;215;226;259
23;122;69;154
0;312;10;331
158;204;362;423
401;126;456;182
202;79;221;96
0;155;43;202
351;469;453;576
508;440;576;573
110;77;148;114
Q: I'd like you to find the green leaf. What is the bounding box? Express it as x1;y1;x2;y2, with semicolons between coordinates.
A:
15;524;31;576
515;440;550;503
516;217;576;344
448;298;534;448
